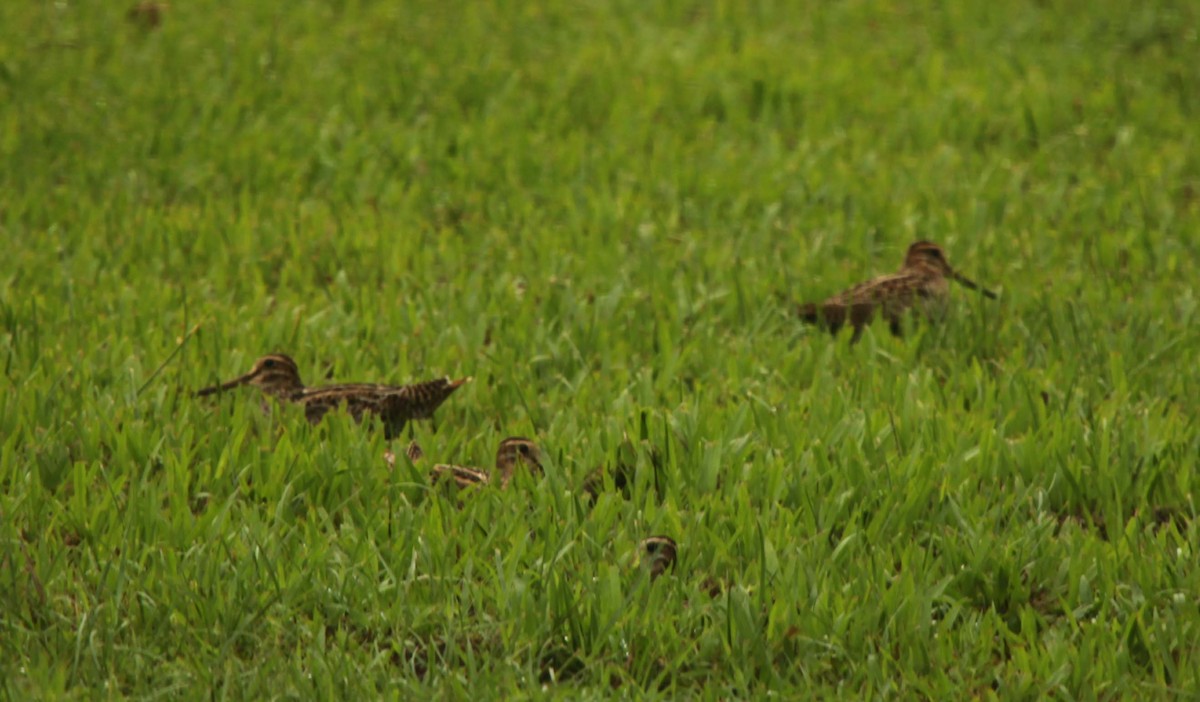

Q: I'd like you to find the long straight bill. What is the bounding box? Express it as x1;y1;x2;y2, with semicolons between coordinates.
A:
952;271;998;299
195;373;253;397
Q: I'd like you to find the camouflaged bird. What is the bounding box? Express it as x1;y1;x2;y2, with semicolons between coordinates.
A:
581;436;665;501
195;354;470;439
797;241;997;343
638;535;677;579
423;437;544;490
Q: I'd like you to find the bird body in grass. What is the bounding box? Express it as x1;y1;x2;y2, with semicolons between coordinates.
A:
196;354;470;439
797;241;997;343
421;437;544;490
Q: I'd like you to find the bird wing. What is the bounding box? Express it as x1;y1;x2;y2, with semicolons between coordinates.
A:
430;464;490;488
798;271;932;342
298;386;387;424
380;378;466;421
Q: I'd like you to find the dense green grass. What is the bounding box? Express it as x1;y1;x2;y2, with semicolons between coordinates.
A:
3;0;1198;697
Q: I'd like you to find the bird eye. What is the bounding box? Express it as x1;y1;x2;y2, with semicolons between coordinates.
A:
262;359;277;369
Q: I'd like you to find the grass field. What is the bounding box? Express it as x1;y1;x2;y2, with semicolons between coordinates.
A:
3;0;1199;697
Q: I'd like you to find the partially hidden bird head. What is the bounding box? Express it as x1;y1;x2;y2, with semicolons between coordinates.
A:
904;241;998;299
639;535;678;579
195;353;305;399
495;437;544;487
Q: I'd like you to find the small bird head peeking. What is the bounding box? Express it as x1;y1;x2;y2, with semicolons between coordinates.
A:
195;354;305;399
639;535;678;579
495;437;543;487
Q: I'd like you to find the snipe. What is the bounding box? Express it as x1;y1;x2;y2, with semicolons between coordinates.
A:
581;436;663;501
638;535;677;579
797;241;997;343
196;354;470;439
424;437;544;489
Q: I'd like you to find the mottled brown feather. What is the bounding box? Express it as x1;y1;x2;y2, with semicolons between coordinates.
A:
639;535;678;579
797;241;996;343
195;354;470;438
429;463;491;489
423;438;543;492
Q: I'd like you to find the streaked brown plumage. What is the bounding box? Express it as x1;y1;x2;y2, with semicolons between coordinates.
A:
582;462;632;501
582;436;663;501
195;354;470;439
639;535;677;579
423;437;544;490
429;463;492;489
404;440;425;464
797;241;997;343
492;437;543;487
384;440;427;470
